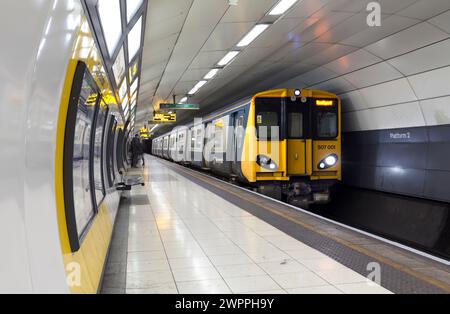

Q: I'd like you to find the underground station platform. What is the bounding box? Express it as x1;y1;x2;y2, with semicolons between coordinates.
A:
101;156;450;295
2;0;450;307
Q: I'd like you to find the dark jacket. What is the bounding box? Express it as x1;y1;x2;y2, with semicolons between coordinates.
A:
131;137;143;155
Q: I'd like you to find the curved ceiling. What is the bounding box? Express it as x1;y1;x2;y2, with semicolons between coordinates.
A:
136;0;450;135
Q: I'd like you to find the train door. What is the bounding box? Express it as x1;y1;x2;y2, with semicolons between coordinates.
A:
192;125;204;167
287;98;307;175
203;122;213;169
177;129;187;162
232;110;245;175
311;98;340;175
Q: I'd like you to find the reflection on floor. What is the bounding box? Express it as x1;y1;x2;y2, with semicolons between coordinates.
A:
124;156;392;294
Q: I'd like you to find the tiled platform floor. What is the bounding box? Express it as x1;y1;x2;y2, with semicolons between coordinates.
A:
115;156;392;294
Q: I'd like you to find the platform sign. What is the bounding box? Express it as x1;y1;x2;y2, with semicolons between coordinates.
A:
139;127;151;138
153;112;176;123
86;93;99;106
159;103;199;110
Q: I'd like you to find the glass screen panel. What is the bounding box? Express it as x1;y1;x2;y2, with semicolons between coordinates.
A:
72;71;98;237
93;101;107;205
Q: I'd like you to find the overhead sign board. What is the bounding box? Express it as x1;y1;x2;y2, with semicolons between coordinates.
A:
159;103;199;110
139;127;151;138
153;112;176;123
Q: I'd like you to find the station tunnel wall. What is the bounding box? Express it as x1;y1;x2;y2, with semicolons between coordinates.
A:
278;16;450;203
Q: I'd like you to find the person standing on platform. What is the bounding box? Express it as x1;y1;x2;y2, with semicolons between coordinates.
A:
131;134;143;168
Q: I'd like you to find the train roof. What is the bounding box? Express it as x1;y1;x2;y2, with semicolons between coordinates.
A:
153;88;339;139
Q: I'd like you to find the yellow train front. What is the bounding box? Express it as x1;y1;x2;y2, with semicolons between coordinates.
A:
240;88;341;207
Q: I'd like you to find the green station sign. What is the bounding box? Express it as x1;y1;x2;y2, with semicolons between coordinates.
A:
159;103;200;110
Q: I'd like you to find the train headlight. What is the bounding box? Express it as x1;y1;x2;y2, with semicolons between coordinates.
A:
294;89;301;96
318;154;338;169
257;155;278;171
325;155;337;166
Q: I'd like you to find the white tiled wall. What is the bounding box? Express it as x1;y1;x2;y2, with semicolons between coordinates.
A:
280;12;450;132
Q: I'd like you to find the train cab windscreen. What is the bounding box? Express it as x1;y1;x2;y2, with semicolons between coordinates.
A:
255;98;282;140
313;99;338;139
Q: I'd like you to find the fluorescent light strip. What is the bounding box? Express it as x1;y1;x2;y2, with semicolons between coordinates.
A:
268;0;298;15
217;51;239;66
204;68;220;80
188;80;207;95
237;24;269;47
179;97;188;103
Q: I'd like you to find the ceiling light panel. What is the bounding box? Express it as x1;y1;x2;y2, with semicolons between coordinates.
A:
204;68;220;80
188;80;207;95
217;51;239;66
268;0;299;15
97;0;122;56
179;97;188;103
237;24;270;47
127;0;144;22
128;17;142;62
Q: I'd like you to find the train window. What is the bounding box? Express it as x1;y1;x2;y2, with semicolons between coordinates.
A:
213;119;225;153
190;130;195;150
313;102;339;139
255;98;281;140
238;116;244;127
196;128;202;149
316;111;338;138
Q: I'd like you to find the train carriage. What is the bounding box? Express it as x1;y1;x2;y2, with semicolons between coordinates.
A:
153;88;341;206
